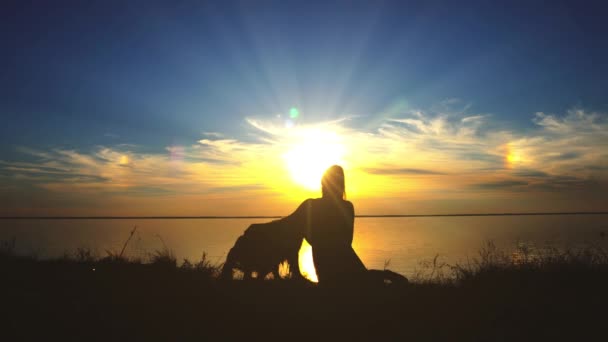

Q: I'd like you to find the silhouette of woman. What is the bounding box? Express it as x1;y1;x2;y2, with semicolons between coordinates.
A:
282;165;367;285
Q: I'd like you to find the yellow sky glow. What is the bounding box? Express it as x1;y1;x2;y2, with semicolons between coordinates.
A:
283;128;346;190
1;109;607;216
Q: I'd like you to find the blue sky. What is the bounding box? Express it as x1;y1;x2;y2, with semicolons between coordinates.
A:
1;1;607;215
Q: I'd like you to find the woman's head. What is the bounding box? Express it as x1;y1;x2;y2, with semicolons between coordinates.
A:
321;165;345;200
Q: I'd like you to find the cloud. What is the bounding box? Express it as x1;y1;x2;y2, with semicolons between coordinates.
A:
461;115;486;123
2;145;255;196
547;152;581;161
533;109;604;134
1;106;607;215
202;132;224;138
458;152;504;163
471;180;529;190
512;169;549;178
506;109;607;178
363;167;446;175
528;175;598;192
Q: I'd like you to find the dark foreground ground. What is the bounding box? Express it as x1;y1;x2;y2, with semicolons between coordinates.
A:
2;243;608;341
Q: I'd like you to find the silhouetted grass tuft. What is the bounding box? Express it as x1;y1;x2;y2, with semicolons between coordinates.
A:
2;237;607;340
451;241;608;283
149;247;177;268
181;252;223;278
409;240;608;293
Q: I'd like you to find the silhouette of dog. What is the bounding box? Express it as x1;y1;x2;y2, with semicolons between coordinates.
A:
220;220;409;285
220;220;304;281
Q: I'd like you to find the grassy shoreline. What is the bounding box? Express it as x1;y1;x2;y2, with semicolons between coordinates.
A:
2;240;608;340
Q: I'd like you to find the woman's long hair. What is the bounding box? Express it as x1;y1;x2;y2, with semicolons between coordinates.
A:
321;165;345;200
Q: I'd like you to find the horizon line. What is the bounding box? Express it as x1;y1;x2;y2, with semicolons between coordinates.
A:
1;211;607;220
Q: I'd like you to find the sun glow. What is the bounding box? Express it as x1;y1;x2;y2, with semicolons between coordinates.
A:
283;129;346;190
507;153;521;164
119;155;130;166
505;142;525;168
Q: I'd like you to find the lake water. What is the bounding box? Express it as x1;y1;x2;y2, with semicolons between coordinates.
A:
1;215;607;279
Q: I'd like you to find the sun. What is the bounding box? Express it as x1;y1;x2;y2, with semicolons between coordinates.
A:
283;128;346;190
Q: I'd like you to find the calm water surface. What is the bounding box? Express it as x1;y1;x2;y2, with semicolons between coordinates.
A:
2;215;607;277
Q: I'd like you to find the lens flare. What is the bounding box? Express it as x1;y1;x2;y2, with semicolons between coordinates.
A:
289;107;299;119
505;142;523;168
119;155;130;166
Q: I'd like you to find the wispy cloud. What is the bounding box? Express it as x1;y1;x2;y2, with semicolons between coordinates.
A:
471;180;529;190
362;167;446;175
512;169;550;178
1;106;607;215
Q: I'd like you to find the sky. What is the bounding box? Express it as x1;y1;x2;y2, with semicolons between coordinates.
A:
1;0;607;216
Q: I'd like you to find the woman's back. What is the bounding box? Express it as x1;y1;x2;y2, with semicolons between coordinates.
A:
302;198;366;284
281;165;367;284
306;198;353;248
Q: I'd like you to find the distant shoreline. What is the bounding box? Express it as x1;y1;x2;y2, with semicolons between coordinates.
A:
1;211;607;219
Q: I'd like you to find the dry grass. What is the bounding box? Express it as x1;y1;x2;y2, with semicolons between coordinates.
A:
410;240;608;286
2;236;607;341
